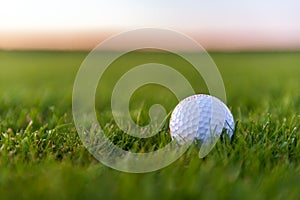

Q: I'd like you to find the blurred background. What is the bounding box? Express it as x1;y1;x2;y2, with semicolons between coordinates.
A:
1;0;300;51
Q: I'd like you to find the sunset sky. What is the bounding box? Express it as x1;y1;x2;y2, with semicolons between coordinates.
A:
1;0;300;50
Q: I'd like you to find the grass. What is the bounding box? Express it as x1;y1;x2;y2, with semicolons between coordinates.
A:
0;50;299;199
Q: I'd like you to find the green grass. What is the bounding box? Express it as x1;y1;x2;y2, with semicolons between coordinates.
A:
0;50;299;199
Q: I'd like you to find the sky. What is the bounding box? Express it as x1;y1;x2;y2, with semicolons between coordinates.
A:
1;0;300;50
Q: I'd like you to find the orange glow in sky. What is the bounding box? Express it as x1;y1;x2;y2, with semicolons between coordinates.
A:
1;0;299;50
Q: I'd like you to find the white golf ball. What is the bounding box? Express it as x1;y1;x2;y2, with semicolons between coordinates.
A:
169;94;234;144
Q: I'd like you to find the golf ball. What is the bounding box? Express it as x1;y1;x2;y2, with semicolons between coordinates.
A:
169;94;234;144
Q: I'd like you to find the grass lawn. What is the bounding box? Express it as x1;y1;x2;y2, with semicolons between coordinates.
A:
0;50;299;199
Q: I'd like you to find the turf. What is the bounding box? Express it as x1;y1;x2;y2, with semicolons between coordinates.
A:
0;50;299;200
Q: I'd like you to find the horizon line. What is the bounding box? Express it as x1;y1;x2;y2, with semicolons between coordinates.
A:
1;29;300;51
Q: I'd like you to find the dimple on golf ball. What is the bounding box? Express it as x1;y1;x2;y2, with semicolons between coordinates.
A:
169;94;234;144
